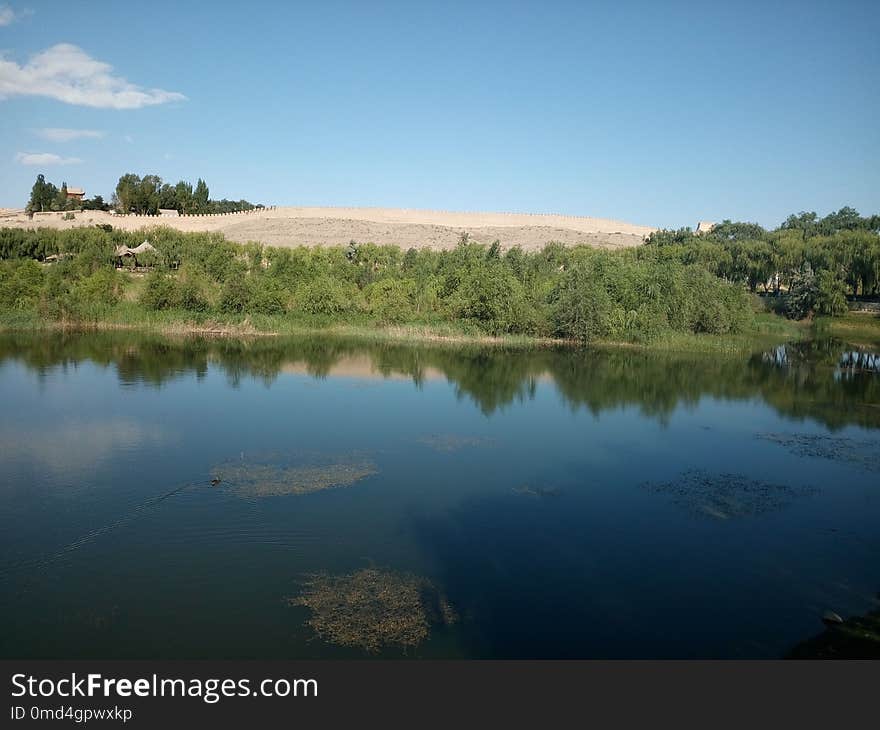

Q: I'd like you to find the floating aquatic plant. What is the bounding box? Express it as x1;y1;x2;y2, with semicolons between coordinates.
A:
288;568;456;653
757;432;880;472
212;455;377;497
643;470;817;520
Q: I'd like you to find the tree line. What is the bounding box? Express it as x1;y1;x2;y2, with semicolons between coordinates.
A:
0;227;754;343
113;174;261;215
25;174;261;216
24;175;106;214
644;206;880;318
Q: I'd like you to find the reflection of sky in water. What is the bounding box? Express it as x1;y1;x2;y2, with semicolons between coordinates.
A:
0;336;879;659
0;418;167;480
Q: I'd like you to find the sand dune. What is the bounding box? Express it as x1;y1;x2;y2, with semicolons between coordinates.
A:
0;206;655;250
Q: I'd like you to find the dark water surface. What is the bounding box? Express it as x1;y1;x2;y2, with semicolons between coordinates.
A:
1;332;878;658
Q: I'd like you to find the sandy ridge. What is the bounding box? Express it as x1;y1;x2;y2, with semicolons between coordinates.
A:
0;206;655;251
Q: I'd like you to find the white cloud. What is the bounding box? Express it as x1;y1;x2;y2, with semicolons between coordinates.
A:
0;43;186;109
16;151;82;165
36;127;105;142
0;5;30;26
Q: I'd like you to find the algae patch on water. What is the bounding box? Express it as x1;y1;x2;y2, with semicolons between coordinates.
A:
757;432;880;472
212;455;377;497
417;433;495;452
288;568;457;653
643;470;817;519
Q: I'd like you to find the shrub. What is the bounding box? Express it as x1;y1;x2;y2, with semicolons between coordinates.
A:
218;278;253;314
73;268;124;307
447;264;533;334
549;263;614;342
176;278;210;312
249;278;287;315
139;271;178;311
204;245;240;283
297;276;357;315
0;260;44;309
366;279;415;323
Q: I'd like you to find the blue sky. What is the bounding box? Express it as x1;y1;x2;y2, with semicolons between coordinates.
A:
1;0;877;228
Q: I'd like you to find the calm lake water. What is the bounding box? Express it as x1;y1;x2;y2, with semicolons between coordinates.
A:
1;331;878;659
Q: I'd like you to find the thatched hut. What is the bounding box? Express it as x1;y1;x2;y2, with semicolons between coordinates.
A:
115;240;157;268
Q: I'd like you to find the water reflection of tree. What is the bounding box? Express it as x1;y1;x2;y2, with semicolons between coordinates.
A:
1;332;878;430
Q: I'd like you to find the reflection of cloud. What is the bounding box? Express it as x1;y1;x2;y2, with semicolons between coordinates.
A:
0;419;168;478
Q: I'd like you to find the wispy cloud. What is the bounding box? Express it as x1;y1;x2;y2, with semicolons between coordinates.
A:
36;127;105;142
16;151;83;166
0;43;186;109
0;4;31;26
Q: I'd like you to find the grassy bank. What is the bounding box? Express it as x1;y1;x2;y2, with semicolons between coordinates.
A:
814;311;880;349
0;305;806;353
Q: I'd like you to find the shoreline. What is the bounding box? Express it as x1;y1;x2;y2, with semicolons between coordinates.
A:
0;312;807;353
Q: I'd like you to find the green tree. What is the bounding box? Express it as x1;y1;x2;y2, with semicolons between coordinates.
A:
814;270;848;316
785;264;818;319
781;211;818;240
26;174;59;214
175;181;194;213
193;179;210;213
549;262;613;342
115;174;141;213
448;263;533;334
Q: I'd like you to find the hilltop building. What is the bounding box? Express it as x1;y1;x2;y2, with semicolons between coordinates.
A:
65;187;85;202
695;221;716;235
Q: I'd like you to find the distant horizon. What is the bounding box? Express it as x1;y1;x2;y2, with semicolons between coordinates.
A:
2;0;878;229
